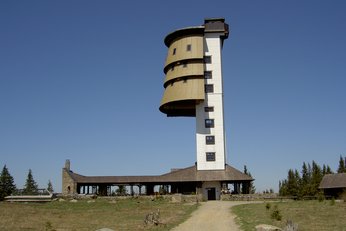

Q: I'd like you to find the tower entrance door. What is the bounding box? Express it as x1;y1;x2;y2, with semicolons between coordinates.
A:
207;188;216;200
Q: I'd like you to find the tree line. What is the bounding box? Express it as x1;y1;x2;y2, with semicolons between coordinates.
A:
279;155;346;197
0;165;54;200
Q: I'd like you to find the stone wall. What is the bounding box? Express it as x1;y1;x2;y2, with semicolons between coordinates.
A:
221;193;284;201
62;168;77;195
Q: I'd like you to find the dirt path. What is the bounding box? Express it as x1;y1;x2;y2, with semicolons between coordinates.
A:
171;201;256;231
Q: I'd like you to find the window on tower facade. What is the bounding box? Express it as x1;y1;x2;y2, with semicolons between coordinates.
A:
204;56;212;63
205;84;214;93
204;106;214;112
187;44;191;51
173;48;176;55
205;119;214;128
204;71;212;79
206;136;215;145
182;62;187;68
206;152;216;161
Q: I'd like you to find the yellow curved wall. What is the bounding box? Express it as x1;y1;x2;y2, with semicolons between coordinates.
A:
164;63;204;86
164;36;204;68
160;32;205;116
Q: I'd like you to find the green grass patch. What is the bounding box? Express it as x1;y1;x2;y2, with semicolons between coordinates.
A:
0;197;198;231
232;200;346;231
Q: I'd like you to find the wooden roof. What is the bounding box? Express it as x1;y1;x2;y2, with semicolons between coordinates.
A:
319;173;346;189
67;164;253;185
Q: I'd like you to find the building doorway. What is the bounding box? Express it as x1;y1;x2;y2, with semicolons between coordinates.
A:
207;188;216;200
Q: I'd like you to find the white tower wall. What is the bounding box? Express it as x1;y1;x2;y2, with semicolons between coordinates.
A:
196;33;226;170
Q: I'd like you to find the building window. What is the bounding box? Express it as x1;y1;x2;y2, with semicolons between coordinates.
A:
204;71;212;79
206;136;215;145
182;62;187;68
187;44;191;51
173;48;176;55
206;152;216;161
204;56;212;63
205;119;214;128
205;84;214;93
204;106;214;112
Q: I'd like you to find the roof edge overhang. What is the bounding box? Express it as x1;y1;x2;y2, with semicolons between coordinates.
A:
164;26;204;47
67;164;253;184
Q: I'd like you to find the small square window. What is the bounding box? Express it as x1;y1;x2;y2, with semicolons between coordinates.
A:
204;107;214;112
204;71;212;79
206;136;215;145
205;84;214;93
173;48;176;55
182;62;187;68
204;56;212;63
206;152;215;161
205;119;214;128
187;44;192;51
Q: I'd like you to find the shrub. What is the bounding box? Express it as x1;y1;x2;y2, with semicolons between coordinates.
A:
317;192;325;202
271;205;282;221
330;197;335;206
265;203;271;210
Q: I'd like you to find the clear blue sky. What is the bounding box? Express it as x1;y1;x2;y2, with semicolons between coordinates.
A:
1;0;345;193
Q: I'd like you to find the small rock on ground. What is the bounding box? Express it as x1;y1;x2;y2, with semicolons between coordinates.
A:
255;224;282;231
95;228;115;231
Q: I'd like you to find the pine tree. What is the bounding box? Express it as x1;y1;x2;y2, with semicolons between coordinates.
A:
23;169;39;195
47;180;54;193
0;165;16;200
300;162;311;195
116;185;127;196
311;161;322;196
243;165;256;194
279;179;288;196
286;169;300;197
337;155;346;173
325;165;333;174
322;164;333;175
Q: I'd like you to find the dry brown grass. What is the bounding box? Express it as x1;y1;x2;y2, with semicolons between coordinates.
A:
0;197;198;231
232;199;346;231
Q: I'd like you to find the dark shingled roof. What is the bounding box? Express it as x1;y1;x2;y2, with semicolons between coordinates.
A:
67;164;253;184
319;173;346;189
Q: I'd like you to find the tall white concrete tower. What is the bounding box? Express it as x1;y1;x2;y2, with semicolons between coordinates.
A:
160;18;229;171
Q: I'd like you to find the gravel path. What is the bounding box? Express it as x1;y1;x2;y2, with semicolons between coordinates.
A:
171;201;256;231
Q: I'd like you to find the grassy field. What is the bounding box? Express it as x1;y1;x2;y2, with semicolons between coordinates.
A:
232;200;346;231
0;197;198;231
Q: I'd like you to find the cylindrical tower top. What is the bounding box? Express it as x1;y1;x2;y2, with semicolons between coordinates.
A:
160;18;229;117
164;18;229;47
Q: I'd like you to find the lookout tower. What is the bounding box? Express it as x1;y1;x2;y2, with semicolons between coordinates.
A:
62;18;253;201
160;18;229;171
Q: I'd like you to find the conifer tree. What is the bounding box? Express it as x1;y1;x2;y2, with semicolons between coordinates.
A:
300;162;310;193
286;169;300;197
322;164;333;175
47;180;54;193
337;155;346;173
243;165;256;194
116;185;127;196
23;169;39;195
0;165;16;200
311;161;322;195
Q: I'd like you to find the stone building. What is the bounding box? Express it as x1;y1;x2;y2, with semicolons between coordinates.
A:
62;160;252;200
